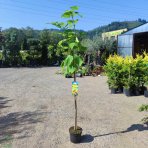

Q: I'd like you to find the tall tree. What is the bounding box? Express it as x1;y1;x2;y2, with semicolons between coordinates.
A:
27;38;41;66
40;29;50;65
3;28;25;65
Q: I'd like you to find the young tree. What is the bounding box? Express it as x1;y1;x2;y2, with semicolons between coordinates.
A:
52;6;86;142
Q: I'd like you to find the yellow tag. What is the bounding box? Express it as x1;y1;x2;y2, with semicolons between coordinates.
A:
72;81;78;96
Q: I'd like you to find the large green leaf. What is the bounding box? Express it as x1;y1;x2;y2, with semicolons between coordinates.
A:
76;37;79;43
61;10;73;18
70;6;79;11
51;22;66;28
68;65;76;73
64;55;73;66
69;42;76;49
74;55;83;67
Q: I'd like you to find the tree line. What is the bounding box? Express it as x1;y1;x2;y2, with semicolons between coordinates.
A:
0;26;117;67
0;27;64;66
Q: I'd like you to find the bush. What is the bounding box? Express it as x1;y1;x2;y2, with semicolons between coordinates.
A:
104;53;148;90
104;55;124;89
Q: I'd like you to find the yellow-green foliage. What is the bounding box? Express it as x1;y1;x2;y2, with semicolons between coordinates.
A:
104;55;124;88
104;53;148;89
143;52;148;86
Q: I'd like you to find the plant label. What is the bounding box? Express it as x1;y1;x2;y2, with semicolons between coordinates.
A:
72;81;78;96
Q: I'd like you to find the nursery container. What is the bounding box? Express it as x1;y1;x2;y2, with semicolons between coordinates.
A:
123;88;134;96
111;88;117;94
144;90;148;97
69;126;82;143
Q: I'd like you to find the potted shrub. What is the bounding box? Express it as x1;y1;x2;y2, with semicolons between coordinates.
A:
123;77;136;96
133;54;146;95
52;6;86;143
104;55;124;94
122;56;139;96
107;79;118;94
143;53;148;97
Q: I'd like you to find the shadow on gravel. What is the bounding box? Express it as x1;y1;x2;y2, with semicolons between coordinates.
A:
94;123;148;138
0;110;47;144
0;97;12;109
81;134;94;143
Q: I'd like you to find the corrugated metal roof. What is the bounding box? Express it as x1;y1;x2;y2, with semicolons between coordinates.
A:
119;23;148;35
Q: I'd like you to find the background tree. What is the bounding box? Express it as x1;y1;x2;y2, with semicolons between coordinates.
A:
93;36;117;65
0;27;5;50
27;38;41;66
40;29;51;65
47;31;63;65
3;28;25;66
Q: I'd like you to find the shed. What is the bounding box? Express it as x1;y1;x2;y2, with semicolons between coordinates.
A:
117;23;148;57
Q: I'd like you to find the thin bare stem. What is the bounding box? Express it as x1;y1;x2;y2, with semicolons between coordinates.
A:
74;95;77;130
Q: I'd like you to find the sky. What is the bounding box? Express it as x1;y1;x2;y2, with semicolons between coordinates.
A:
0;0;148;31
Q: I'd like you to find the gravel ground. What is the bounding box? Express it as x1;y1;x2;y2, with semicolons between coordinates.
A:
0;67;147;148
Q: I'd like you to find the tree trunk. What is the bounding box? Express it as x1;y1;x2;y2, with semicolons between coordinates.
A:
74;95;77;130
74;72;77;131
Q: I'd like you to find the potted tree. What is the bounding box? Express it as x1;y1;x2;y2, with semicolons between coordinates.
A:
52;6;86;143
123;76;137;96
143;53;148;97
122;56;138;96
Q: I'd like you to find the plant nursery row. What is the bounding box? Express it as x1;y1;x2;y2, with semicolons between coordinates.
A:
104;53;148;97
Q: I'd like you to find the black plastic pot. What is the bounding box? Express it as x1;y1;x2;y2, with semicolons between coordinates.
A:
65;74;72;78
123;88;133;97
118;87;123;93
139;86;147;95
133;88;140;96
144;90;148;98
111;88;117;94
69;126;82;143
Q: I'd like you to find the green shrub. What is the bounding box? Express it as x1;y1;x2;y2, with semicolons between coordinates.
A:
104;55;124;89
104;53;148;89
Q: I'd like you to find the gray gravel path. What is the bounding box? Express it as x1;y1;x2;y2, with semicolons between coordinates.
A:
0;67;147;148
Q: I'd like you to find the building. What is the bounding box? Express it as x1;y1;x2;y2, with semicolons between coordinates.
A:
102;29;127;40
118;23;148;57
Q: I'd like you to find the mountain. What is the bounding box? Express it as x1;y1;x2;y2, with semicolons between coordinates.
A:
87;19;147;39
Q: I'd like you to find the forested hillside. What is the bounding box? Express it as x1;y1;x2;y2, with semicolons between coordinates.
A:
87;19;147;38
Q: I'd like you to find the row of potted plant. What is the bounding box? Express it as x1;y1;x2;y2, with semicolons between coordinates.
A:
104;53;148;97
